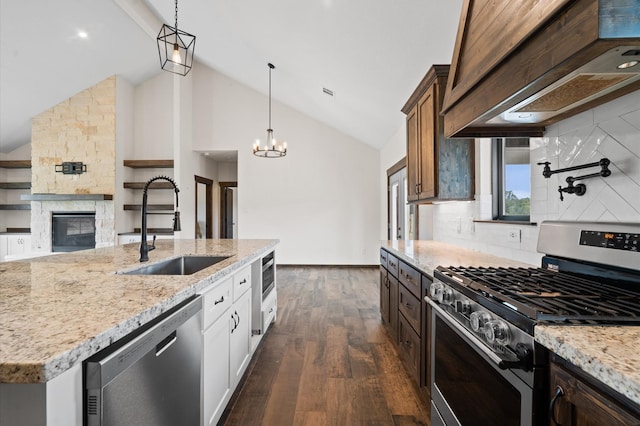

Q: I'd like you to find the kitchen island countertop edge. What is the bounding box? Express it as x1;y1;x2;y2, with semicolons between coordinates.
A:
0;239;278;384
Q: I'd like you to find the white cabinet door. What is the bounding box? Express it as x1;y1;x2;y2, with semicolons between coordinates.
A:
0;235;7;261
118;235;140;245
230;289;251;388
118;234;174;245
202;313;231;426
6;235;31;258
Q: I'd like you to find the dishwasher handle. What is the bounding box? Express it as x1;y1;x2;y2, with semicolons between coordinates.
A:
85;295;202;388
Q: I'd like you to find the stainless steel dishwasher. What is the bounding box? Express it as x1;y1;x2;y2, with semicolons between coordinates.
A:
85;295;202;426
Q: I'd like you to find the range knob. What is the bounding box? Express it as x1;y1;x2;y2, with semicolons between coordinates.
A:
469;311;491;332
455;300;471;315
483;320;511;346
429;282;443;300
438;288;454;305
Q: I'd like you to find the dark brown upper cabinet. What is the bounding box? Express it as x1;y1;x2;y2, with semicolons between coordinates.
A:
441;0;640;138
402;65;474;204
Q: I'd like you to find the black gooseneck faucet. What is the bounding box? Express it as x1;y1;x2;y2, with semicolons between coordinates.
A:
140;175;181;262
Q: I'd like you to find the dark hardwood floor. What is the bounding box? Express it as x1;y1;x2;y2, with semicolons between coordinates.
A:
221;266;429;426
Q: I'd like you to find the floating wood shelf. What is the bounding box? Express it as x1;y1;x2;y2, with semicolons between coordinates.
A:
21;194;113;201
5;228;30;233
0;204;31;210
0;182;31;189
132;228;174;234
123;182;175;189
123;160;174;168
123;204;174;211
0;160;31;169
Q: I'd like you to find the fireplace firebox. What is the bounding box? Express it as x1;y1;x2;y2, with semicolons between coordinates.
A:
52;212;96;252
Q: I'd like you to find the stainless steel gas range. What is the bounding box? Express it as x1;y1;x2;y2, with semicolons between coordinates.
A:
426;221;640;426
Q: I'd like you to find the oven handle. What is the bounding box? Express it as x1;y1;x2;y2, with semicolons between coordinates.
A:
429;300;527;371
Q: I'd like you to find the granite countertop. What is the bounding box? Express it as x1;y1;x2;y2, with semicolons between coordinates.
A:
0;239;278;384
536;325;640;406
381;239;534;275
382;240;640;406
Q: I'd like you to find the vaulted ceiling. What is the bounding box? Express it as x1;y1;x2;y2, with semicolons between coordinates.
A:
0;0;463;153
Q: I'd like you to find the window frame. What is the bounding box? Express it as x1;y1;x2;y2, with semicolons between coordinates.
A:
492;138;531;222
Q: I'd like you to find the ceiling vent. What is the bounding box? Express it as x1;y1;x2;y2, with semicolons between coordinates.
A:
322;87;334;97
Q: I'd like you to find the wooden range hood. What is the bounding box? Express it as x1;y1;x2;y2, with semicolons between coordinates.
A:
441;0;640;138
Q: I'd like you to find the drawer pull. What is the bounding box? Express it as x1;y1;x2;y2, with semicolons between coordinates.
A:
214;296;225;305
402;339;412;347
404;302;413;310
239;278;247;285
231;311;240;333
549;386;565;425
269;307;274;313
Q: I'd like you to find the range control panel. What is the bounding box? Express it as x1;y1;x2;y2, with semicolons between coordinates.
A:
580;230;639;252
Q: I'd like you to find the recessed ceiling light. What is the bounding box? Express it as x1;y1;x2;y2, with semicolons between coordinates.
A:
77;30;89;39
617;60;638;69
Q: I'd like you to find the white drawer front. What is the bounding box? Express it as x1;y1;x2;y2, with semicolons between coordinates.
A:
233;267;251;301
202;278;232;330
262;291;277;333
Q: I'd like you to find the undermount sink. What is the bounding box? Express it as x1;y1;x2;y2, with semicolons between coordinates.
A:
120;255;230;276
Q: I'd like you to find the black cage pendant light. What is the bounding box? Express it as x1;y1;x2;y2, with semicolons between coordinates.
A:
157;0;196;76
253;63;287;158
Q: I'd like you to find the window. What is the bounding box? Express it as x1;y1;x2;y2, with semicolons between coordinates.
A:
492;138;530;221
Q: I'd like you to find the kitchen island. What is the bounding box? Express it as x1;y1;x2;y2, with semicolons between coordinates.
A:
0;238;278;424
382;239;640;410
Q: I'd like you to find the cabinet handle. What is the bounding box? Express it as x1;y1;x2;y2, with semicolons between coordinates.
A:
214;296;225;305
549;386;565;425
239;278;247;285
402;339;412;348
231;311;238;333
404;302;413;310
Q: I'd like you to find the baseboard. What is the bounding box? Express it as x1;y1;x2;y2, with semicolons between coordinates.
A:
277;264;378;269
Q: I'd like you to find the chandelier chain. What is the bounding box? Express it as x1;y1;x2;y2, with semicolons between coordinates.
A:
174;0;179;30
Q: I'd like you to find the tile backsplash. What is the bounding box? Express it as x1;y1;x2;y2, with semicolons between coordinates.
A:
531;90;640;223
428;90;640;265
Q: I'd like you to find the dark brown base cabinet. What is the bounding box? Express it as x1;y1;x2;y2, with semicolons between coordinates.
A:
398;314;421;381
380;248;431;400
549;354;640;426
379;266;398;343
380;250;399;343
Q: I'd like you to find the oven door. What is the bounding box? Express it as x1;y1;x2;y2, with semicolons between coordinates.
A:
430;302;534;426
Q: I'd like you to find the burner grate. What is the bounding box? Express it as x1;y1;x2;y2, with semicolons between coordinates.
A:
440;266;640;324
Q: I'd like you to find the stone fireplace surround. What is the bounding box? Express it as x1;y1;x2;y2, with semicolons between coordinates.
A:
30;201;115;254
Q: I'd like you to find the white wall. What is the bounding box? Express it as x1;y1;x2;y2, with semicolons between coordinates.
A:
120;71;219;238
378;89;640;266
191;64;380;264
115;76;135;234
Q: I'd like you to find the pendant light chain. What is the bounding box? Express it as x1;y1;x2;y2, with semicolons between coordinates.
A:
174;0;179;30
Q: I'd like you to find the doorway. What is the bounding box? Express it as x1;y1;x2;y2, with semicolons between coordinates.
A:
220;181;238;239
195;175;213;239
387;158;416;240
